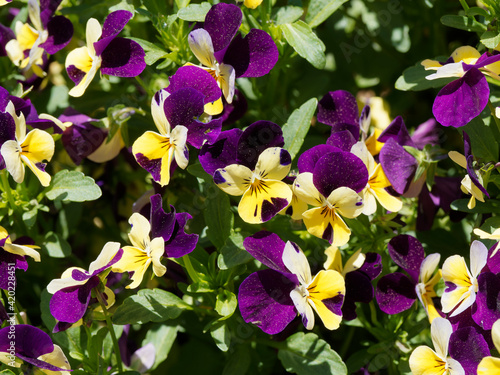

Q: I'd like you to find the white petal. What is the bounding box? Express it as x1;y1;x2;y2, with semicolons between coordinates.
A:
420;253;441;284
470;240;488;278
426;62;464;80
88;241;121;274
290;287;315;330
430;317;453;359
151;89;171;135
86;18;102;57
188;29;217;68
282;241;312;285
1;140;24;183
171;125;189;169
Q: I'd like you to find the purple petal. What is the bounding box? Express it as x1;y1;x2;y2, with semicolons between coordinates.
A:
377;116;416;148
412;118;441;149
150;194;175;242
0;112;16;168
326;130;357;151
135;154;162;182
220;89;247;125
416;185;439;231
387;234;424;282
433;68;489;128
40;16;73;55
379;138;418;195
243;231;290;273
473;272;500;330
164;87;204;126
317;90;359;129
50;276;100;323
62;123;107;165
185;117;222;149
297;144;341;173
199;128;241;175
66;64;86;85
164;211;198;258
59;107;97;125
312;150;368;196
40;0;62;27
91;248;123;276
449;326;490;374
223;29;279;78
94;10;133;56
100;37;146;77
0;324;53;358
359;252;383;280
469;52;500;70
342;271;374;320
376;272;417;314
0;24;15;57
167;66;221;104
238;269;297;335
236;121;284;170
463;133;489;198
16;354;70;372
204;3;242;57
0;251;28;289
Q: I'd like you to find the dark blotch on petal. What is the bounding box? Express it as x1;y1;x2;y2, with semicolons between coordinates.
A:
376;272;417;314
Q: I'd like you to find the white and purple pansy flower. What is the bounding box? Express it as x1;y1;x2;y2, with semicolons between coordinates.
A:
65;10;146;97
5;0;73;77
46;241;123;332
422;45;500;127
0;226;40;290
0;324;71;373
188;2;278;105
238;231;345;334
292;145;367;246
111;194;197;288
376;235;442;323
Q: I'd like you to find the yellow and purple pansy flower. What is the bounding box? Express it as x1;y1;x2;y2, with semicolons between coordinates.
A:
65;10;145;97
292;145;367;246
5;0;73;77
46;242;123;332
0;324;71;373
238;231;345;334
188;2;278;105
477;319;500;374
422;46;500;127
376;235;442;323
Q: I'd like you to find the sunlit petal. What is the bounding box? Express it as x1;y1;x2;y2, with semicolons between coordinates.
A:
290;287;314;330
477;357;500;375
327;187;363;219
188;29;217;68
254;147;291;181
214;164;253;196
409;346;446;375
1;140;25;183
431;317;453;359
3;242;40;262
128;213;151;250
282;241;311;285
293;172;324;207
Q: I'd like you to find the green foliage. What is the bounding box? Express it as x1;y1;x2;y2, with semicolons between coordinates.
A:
44;170;102;202
282;98;318;160
280;21;326;69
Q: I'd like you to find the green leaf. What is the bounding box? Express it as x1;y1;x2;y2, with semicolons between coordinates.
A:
0;371;17;375
465;7;491;18
143;324;179;370
461;117;498;163
274;6;304;25
210;322;230;352
278;332;347;375
113;289;191;324
128;38;167;65
305;0;348;28
280;21;326;69
481;31;500;49
217;232;253;270
395;59;453;91
440;15;487;32
22;207;38;229
451;199;500;213
44;231;72;258
204;183;233;249
44;170;102;202
215;289;237;318
222;344;251;375
282;98;318;160
177;2;211;22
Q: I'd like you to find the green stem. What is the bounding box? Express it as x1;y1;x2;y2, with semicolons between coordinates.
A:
488;101;500;136
96;291;123;373
1;170;16;213
459;0;469;11
339;325;355;358
135;76;153;98
182;254;200;283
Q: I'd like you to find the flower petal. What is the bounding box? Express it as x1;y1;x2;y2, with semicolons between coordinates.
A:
188;28;217;68
409;346;447;375
167;65;221;105
204;3;242;54
127;213;151;250
199;128;241;175
94;10;132;56
387;234;424;283
213;163;252;196
243;231;289;273
376;272;417;314
449;326;490;375
282;241;312;285
254;147;291;181
327;186;364;219
302;206;351;246
1;140;25;183
100;37;146;77
317;90;359;129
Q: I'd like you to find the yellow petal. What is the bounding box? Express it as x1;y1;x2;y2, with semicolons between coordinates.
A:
111;245;151;289
254;147;291;181
307;270;345;330
302;207;351;246
128;213;151;249
133;131;171;161
87;130;125;163
150;237;167;277
448;151;467;169
37;344;71;375
238;179;292;224
421;59;443;71
293;172;324;207
323;246;343;273
282;241;312;285
327;187;363;219
204;98;224;116
477;357;500;375
365;128;384;156
244;0;263;9
492;319;500;353
409;346;446;375
86;18;102;57
214;164;253;196
88;241;121;275
371;186;403;213
343;249;365;274
451;46;481;64
1;140;25;184
218;63;235;104
3;242;40;262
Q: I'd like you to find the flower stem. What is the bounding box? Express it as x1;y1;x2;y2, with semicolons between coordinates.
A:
459;0;469;11
1;170;16;213
488;100;500;136
182;254;200;283
96;290;124;373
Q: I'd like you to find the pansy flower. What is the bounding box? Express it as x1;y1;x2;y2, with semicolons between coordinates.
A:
5;0;73;77
112;194;197;288
47;241;123;332
478;319;500;374
324;246;382;320
350;141;402;215
376;235;442;322
292;146;367;246
118;325;156;373
422;46;500;127
238;231;345;334
0;226;40;290
409;317;465;375
0;324;71;373
65;10;146;97
188;2;278;104
0;101;54;186
448;131;489;209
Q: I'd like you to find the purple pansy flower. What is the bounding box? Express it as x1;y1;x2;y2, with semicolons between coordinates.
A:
292;145;367;245
188;2;278;104
376;235;442;323
422;46;500;127
238;231;345;334
65;10;146;97
5;0;73;77
46;242;123;332
0;324;71;372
